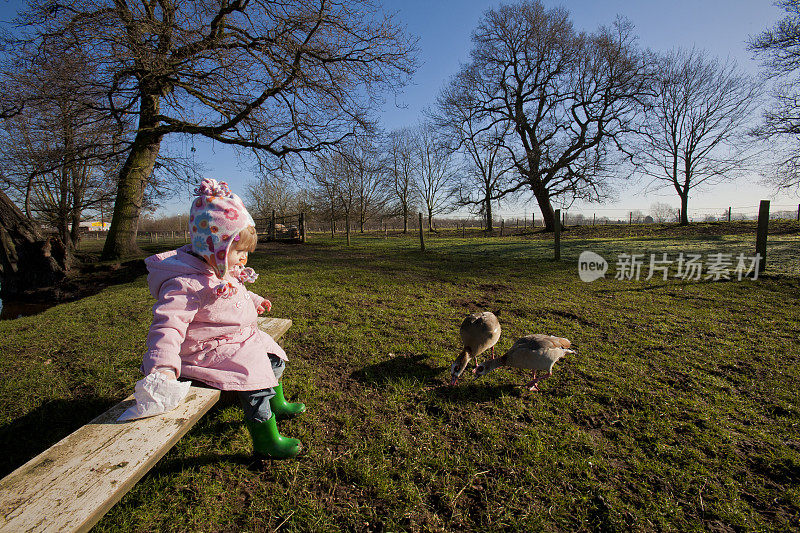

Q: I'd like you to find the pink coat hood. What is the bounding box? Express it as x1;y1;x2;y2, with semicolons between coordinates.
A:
142;245;287;391
146;245;215;298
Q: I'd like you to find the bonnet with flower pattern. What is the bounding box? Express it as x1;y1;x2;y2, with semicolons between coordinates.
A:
189;179;257;289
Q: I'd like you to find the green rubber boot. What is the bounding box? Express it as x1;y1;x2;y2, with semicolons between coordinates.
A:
269;383;306;419
245;414;302;459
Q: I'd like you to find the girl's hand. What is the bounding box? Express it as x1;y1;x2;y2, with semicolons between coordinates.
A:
257;299;272;314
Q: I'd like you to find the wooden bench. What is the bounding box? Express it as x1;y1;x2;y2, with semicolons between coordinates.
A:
0;317;292;533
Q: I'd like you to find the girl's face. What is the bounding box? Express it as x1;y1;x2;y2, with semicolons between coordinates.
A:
227;248;248;271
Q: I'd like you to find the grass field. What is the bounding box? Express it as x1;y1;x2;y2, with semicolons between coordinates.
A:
1;222;799;531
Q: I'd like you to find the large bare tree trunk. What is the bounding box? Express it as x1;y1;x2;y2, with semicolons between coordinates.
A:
679;192;689;226
101;94;162;260
529;177;556;231
0;191;68;296
485;194;493;233
70;174;82;248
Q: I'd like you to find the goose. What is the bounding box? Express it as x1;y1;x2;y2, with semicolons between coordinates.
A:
449;311;501;385
474;334;574;391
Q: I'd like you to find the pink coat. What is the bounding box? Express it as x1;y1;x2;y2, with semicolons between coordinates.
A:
143;245;287;391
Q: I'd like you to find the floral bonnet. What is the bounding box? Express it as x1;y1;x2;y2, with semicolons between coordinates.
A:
189;178;256;281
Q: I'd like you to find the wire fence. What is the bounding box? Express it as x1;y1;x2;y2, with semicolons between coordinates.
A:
300;203;800;233
77;202;800;241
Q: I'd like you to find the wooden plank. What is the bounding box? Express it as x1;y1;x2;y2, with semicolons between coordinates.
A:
0;318;291;533
0;387;221;533
257;316;292;343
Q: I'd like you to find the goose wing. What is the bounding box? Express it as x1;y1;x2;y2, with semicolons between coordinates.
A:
460;312;501;354
524;334;570;349
502;335;570;371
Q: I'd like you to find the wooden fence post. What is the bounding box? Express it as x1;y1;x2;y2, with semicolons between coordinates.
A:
346;212;351;246
418;213;425;252
796;203;799;221
727;207;732;222
554;208;561;260
269;210;276;241
756;200;769;276
500;220;504;237
532;212;535;228
300;212;306;243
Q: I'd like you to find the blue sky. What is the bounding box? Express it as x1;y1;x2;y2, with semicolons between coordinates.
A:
382;0;781;130
1;0;796;220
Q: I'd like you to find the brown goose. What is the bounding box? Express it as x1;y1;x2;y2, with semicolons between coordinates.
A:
449;311;501;385
474;334;574;391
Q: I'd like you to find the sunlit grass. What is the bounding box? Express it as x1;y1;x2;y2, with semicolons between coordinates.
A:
2;223;799;531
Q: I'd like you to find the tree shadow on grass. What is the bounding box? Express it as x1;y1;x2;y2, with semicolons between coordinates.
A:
350;354;526;403
429;381;521;404
350;354;445;387
2;257;149;311
0;396;118;478
151;452;256;475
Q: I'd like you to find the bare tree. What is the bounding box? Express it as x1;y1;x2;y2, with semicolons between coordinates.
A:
750;0;800;192
438;114;515;231
336;152;359;241
308;148;364;238
633;49;760;225
351;142;389;232
384;128;418;232
8;0;416;259
629;209;646;223
0;108;119;251
0;38;122;254
308;153;343;237
650;202;678;223
437;75;518;232
413;123;454;231
443;1;649;230
245;170;300;220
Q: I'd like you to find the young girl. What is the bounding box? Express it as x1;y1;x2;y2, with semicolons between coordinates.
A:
141;178;305;460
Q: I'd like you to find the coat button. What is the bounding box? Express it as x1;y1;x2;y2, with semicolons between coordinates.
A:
197;354;205;361
236;301;243;308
